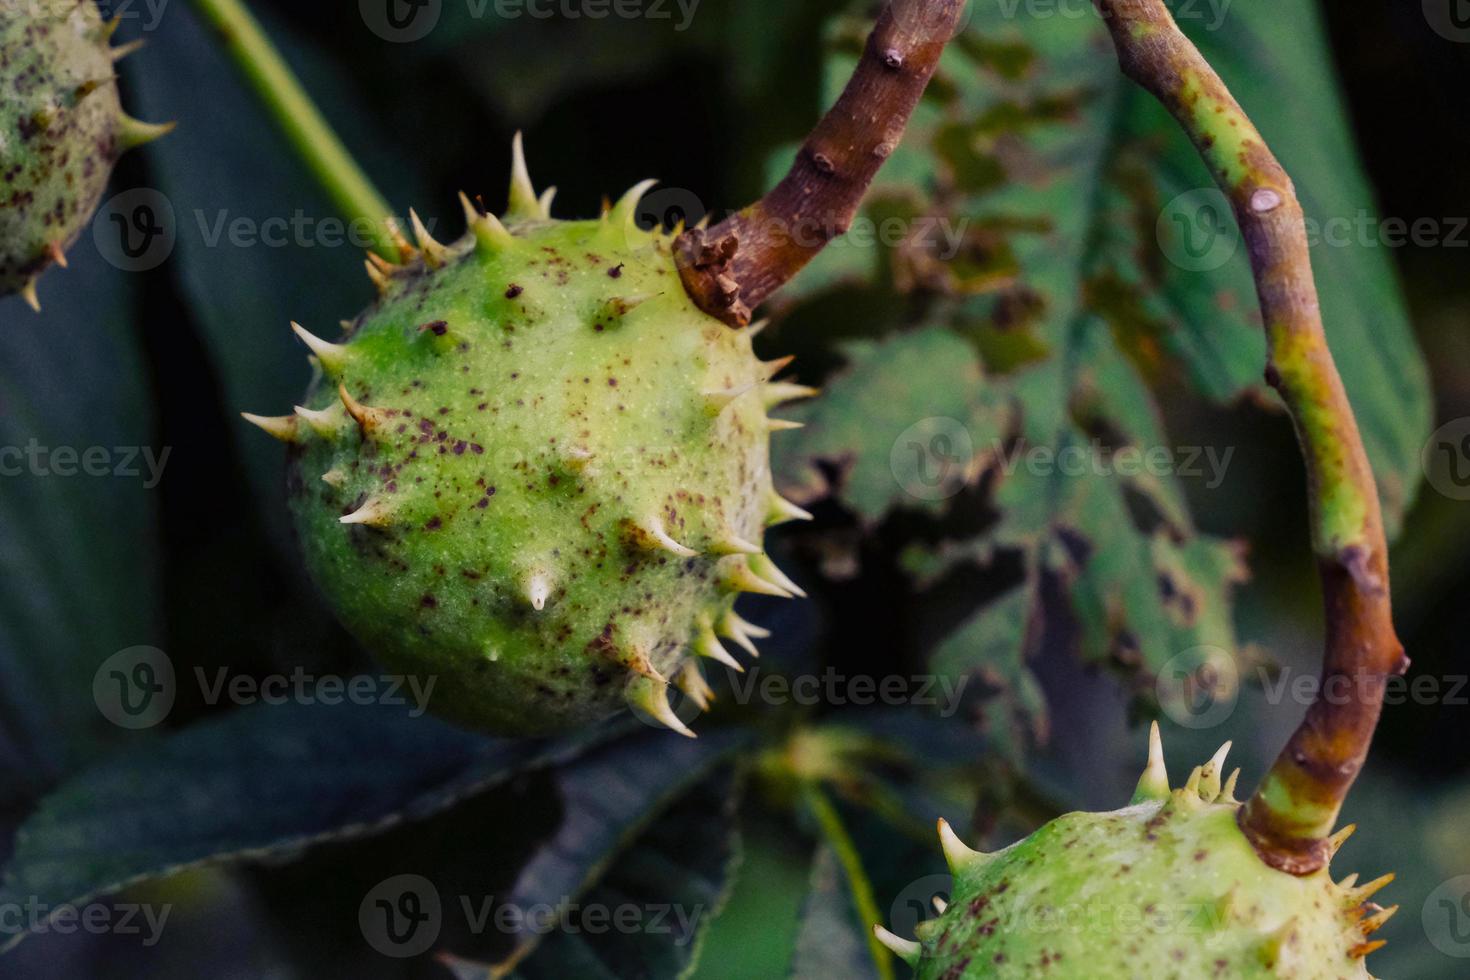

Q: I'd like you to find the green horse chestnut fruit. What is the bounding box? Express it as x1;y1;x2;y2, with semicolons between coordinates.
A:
0;1;171;310
245;137;815;737
877;725;1395;978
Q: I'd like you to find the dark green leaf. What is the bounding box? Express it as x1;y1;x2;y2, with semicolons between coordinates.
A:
507;765;745;980
0;249;158;805
494;728;750;972
0;701;622;952
684;816;813;980
930;582;1045;760
789;845;878;980
773;326;1010;524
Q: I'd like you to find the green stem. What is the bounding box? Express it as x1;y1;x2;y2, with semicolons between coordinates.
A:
1090;0;1406;876
803;785;896;980
187;0;400;259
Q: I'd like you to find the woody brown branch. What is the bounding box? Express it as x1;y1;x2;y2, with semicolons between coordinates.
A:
1091;0;1407;875
674;0;968;326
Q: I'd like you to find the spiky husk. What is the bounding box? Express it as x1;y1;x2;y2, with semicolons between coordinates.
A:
877;726;1393;978
0;2;169;309
247;139;813;736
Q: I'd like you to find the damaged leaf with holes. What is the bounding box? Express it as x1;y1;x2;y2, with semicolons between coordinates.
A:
778;4;1426;535
768;0;1428;759
775;323;1248;758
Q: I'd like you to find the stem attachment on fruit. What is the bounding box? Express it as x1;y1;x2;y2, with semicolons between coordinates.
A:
187;0;400;260
675;0;968;326
1090;0;1407;875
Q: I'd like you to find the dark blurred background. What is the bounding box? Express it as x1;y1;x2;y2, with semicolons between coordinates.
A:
2;0;1467;976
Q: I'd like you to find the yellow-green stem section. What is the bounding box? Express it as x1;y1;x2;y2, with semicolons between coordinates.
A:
1093;0;1404;875
803;785;896;980
1172;67;1371;557
186;0;399;259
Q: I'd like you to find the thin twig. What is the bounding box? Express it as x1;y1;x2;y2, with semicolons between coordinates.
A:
188;0;400;260
1090;0;1407;874
675;0;968;326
